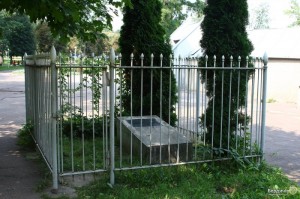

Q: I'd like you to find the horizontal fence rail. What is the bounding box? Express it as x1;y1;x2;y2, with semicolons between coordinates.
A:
24;47;268;189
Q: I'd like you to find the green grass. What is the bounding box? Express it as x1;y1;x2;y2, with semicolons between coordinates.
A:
18;124;300;199
76;163;300;199
0;64;24;71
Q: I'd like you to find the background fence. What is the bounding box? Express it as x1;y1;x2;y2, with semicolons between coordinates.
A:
24;46;268;190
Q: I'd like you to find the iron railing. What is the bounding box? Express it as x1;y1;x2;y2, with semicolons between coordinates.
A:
24;47;268;190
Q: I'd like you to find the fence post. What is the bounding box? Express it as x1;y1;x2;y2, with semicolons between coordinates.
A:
24;53;29;123
109;48;115;185
260;52;268;159
50;46;58;192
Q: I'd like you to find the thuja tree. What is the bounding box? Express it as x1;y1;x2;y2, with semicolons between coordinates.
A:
200;0;253;149
119;0;177;125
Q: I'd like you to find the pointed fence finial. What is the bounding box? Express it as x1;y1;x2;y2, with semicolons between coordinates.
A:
263;52;268;66
222;55;225;67
50;46;57;64
230;56;233;67
110;48;115;65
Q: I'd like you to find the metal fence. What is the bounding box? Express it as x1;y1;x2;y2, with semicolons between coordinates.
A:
24;46;268;190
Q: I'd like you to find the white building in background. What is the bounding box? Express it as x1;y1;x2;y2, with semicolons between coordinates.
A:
170;16;203;58
170;16;300;104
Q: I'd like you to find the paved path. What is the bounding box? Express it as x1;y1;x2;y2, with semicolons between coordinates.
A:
0;70;41;199
0;70;299;199
264;102;300;185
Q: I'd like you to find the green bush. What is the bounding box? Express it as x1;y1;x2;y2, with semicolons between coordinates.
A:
62;114;106;138
17;123;35;149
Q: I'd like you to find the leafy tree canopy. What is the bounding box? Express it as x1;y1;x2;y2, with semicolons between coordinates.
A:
0;0;132;42
249;3;270;29
0;14;36;57
286;0;300;26
161;0;205;39
35;22;67;53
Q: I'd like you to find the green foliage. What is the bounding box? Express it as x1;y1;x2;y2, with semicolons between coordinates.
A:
62;114;105;138
0;65;24;71
0;0;132;42
2;14;36;57
286;0;300;26
119;0;178;125
251;3;270;29
76;163;300;198
160;0;205;40
61;137;105;171
35;22;66;53
17;123;35;150
200;0;254;148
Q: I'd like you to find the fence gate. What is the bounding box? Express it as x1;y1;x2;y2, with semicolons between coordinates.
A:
25;46;268;191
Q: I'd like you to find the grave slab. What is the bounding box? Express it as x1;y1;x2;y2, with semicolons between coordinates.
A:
116;115;192;164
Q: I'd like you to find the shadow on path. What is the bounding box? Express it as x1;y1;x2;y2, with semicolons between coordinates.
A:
264;102;300;185
0;71;41;199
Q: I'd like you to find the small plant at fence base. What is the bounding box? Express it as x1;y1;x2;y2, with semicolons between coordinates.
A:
17;123;35;149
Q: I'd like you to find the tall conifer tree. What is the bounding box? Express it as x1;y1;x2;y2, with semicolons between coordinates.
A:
200;0;253;148
119;0;177;125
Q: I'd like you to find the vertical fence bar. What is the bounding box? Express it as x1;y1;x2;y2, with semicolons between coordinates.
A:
260;53;268;158
203;55;208;146
150;54;154;164
255;57;261;144
50;46;58;191
235;56;241;150
176;56;181;163
159;54;163;164
211;55;216;151
243;57;249;156
168;54;172;163
249;58;256;155
109;48;115;185
195;57;200;158
220;56;225;149
140;53;144;165
130;53;134;165
227;56;233;151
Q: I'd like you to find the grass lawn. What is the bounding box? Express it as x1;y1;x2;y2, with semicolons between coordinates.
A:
14;102;299;198
18;109;300;199
73;162;300;199
0;64;24;71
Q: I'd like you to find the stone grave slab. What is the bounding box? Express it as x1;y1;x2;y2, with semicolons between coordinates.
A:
116;115;192;163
